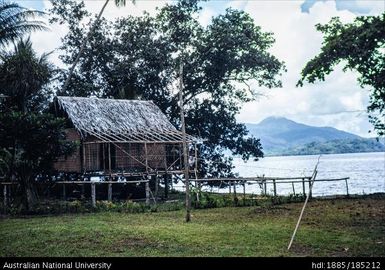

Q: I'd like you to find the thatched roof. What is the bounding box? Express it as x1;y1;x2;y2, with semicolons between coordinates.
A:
57;96;198;143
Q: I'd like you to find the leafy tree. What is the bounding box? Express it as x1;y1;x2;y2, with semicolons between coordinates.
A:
0;1;47;47
298;14;385;136
59;0;135;95
49;0;285;179
0;40;74;211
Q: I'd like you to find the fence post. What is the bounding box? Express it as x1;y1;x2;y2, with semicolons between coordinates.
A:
308;179;312;199
91;183;96;208
345;179;349;197
273;179;277;197
243;181;246;202
263;181;267;195
302;178;306;196
108;183;112;202
292;182;296;195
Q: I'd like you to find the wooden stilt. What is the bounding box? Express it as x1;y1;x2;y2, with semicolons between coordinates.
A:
145;181;150;205
108;143;112;175
164;174;169;199
62;184;66;200
91;183;96;208
154;175;159;202
108;183;112;201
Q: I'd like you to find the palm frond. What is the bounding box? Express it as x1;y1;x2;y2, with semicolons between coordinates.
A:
0;1;47;47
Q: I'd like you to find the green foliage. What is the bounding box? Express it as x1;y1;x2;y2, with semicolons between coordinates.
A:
0;39;75;211
275;138;385;156
0;1;48;47
0;39;52;112
49;0;285;177
298;14;385;136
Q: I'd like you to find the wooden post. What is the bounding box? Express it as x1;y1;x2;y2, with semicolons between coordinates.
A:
102;143;106;171
233;181;237;198
108;183;112;201
273;179;277;197
308;178;312;199
145;181;150;205
302;178;306;196
82;144;86;172
62;184;66;200
154;175;159;202
345;179;349;197
108;143;112;174
229;183;231;194
144;143;149;173
179;62;191;222
263;181;267;195
164;174;169;199
243;181;246;202
91;183;96;208
196;181;200;203
292;182;296;195
3;185;7;213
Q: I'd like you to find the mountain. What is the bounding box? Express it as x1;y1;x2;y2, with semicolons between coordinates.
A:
245;117;385;156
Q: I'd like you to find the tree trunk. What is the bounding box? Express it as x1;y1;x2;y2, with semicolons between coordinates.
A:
20;173;38;211
61;0;111;94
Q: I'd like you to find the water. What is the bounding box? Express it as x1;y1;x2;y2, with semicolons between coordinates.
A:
229;152;385;197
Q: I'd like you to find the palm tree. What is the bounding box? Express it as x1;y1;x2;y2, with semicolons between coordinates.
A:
0;1;48;48
62;0;133;93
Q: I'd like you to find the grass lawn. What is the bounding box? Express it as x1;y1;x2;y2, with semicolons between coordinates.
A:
0;196;384;257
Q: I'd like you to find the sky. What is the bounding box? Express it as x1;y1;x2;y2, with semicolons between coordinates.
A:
15;0;385;137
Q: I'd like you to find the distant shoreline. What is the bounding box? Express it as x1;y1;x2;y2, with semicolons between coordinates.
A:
264;150;385;158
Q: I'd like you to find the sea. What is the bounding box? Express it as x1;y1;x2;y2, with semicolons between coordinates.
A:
196;152;385;197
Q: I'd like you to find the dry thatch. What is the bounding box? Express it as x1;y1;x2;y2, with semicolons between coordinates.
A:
57;96;198;143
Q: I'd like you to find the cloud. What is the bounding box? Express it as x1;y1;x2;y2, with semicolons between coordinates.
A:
230;0;382;137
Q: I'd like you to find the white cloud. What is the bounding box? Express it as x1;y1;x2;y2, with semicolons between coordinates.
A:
232;0;382;137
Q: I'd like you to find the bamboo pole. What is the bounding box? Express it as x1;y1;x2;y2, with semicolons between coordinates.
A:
179;62;191;222
288;156;321;250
